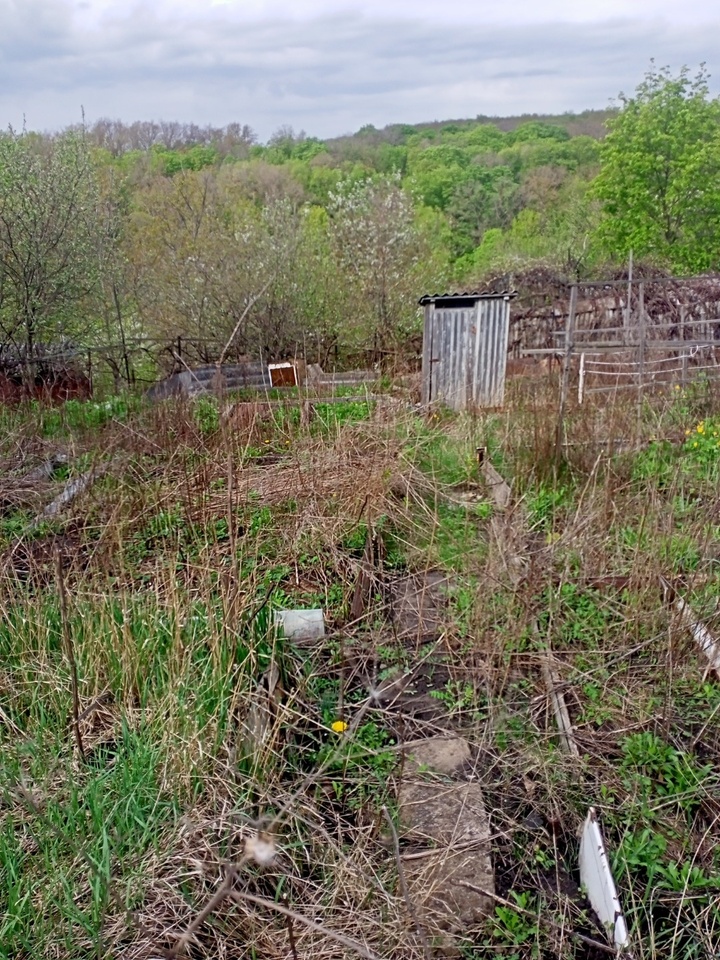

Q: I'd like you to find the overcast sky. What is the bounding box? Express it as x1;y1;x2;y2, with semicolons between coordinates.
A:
1;0;718;140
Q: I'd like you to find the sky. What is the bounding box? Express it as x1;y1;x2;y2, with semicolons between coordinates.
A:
0;0;718;141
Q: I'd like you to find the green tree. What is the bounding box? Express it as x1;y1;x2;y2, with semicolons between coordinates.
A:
0;128;103;360
594;64;720;272
407;144;471;209
447;167;520;255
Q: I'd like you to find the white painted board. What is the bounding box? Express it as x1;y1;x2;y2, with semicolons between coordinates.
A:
579;808;629;950
675;596;720;675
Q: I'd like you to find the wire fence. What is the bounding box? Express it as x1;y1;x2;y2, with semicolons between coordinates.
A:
532;278;720;420
577;342;720;402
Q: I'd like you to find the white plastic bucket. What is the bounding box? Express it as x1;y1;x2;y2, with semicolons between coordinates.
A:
274;609;325;642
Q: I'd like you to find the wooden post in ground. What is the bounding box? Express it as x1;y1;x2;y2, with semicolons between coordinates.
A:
555;284;578;459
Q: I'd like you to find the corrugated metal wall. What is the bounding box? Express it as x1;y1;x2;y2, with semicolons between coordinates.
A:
422;298;511;409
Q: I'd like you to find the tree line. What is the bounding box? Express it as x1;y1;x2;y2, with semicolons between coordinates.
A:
0;65;718;379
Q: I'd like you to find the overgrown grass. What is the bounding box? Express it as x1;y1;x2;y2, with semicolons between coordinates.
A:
1;382;720;959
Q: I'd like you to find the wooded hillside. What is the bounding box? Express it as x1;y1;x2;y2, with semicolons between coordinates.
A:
1;67;718;374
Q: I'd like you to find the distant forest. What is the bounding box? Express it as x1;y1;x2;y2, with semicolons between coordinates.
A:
1;66;718;366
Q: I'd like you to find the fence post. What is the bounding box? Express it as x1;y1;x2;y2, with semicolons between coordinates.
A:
556;283;578;458
637;281;646;436
637;281;646;385
624;250;633;345
680;305;688;388
578;353;586;405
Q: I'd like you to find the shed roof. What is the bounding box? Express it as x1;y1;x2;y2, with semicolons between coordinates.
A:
418;289;516;306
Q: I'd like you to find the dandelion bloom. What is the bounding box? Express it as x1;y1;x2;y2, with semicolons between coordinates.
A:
331;720;348;733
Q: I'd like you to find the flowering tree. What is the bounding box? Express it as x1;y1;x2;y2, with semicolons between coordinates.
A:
328;175;427;357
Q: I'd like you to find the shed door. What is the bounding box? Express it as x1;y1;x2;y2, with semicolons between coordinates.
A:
431;308;471;410
472;299;510;407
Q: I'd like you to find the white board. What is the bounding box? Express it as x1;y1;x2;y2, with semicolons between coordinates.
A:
579;808;629;949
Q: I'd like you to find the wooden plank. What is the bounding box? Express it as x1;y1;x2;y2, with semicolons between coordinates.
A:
573;317;720;336
521;348;564;357
421;305;432;406
541;652;580;758
30;463;111;529
350;529;375;622
573;339;720;351
675;597;720;676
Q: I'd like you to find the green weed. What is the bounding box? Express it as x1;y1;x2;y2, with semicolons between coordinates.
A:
525;481;574;532
38;396;136;437
619;731;712;811
481;891;540;957
193;395;220;435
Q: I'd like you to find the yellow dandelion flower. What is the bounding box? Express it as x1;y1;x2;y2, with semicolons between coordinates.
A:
685;429;691;436
331;720;348;734
675;384;681;391
694;441;699;448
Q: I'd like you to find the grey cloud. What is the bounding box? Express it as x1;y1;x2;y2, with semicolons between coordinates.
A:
0;1;717;137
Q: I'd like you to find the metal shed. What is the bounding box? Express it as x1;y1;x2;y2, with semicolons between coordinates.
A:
420;291;515;410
